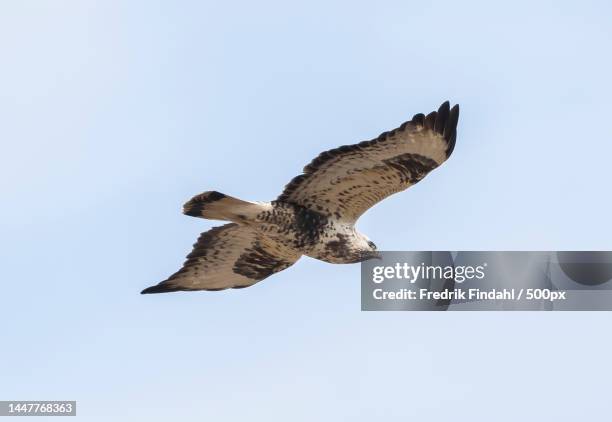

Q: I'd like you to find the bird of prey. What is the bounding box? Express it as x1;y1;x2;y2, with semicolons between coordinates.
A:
141;101;459;294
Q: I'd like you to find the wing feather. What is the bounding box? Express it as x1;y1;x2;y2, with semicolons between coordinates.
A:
142;224;301;293
277;102;459;222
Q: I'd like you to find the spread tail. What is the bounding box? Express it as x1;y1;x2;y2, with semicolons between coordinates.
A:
182;191;268;223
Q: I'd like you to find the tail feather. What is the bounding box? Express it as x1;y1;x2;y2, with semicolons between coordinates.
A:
183;191;268;223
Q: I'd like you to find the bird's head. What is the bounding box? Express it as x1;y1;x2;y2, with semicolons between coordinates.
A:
355;234;382;262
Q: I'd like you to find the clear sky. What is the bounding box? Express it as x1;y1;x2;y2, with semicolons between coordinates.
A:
1;1;611;420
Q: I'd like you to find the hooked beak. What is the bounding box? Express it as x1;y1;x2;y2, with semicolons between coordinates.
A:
362;251;383;261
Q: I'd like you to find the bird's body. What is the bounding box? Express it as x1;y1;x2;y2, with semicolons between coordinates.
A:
223;199;375;264
142;101;460;294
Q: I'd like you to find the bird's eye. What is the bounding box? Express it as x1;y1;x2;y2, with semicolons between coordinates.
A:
368;241;377;249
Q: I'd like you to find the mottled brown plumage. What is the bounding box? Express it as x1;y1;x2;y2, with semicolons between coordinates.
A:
142;101;459;294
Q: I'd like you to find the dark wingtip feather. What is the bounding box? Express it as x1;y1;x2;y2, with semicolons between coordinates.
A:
411;113;425;125
444;105;459;138
434;101;450;133
425;111;437;129
446;128;457;157
141;282;183;294
419;102;459;157
444;104;459;157
141;280;232;294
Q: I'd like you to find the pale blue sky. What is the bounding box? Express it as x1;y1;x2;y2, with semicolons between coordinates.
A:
1;1;611;421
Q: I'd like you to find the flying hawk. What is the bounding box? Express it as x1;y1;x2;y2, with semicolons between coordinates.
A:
141;101;459;293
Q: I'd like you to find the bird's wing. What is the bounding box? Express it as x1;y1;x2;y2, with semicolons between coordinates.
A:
277;101;459;222
142;223;301;293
